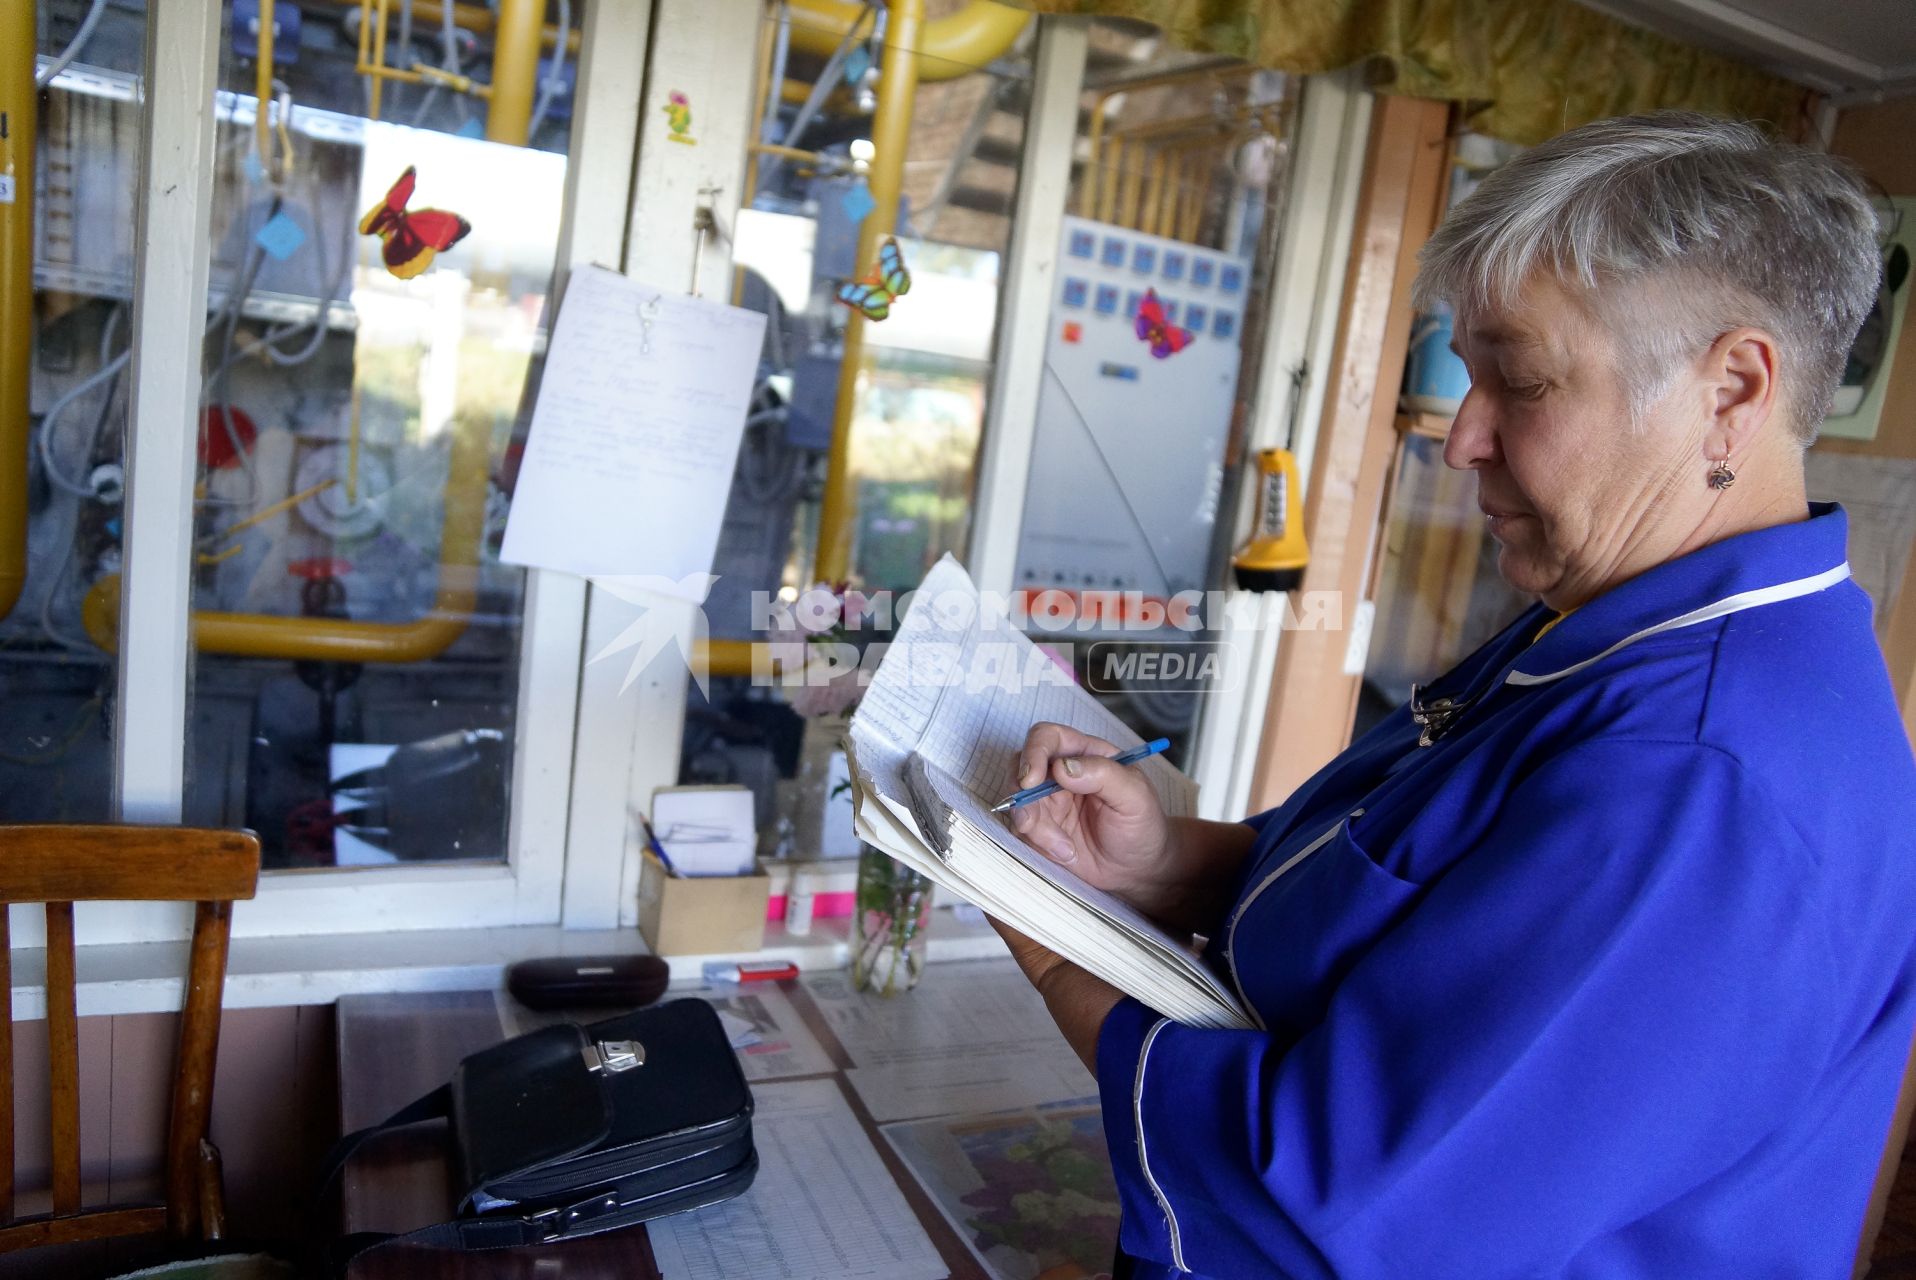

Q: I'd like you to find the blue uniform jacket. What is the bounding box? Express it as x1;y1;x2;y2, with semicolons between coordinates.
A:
1099;504;1916;1278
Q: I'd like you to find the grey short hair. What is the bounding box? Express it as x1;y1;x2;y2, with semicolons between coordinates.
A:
1414;111;1881;442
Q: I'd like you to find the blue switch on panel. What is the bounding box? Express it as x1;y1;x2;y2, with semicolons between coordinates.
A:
1213;310;1237;339
1063;278;1088;308
1220;264;1244;294
1185;304;1208;332
1162;251;1186;282
1094;284;1119;315
1069;229;1096;259
1101;236;1127;267
1131;244;1157;275
1191;259;1215;288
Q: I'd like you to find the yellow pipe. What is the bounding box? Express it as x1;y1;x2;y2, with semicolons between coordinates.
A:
1097;137;1124;225
371;0;391;119
255;0;277;177
325;0;579;53
84;419;489;662
1118;146;1146;231
485;0;541;145
0;0;31;622
780;79;813;105
1081;65;1254;219
813;0;923;584
787;0;1026;83
1138;150;1165;235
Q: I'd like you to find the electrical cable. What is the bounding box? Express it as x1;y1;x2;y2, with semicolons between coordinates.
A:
35;307;127;499
35;0;109;87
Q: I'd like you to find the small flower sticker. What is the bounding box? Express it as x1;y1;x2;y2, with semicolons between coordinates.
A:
662;91;696;145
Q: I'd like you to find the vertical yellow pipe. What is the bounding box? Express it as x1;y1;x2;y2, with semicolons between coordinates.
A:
486;0;541;145
1118;144;1145;231
1157;154;1183;238
813;0;922;584
1118;152;1149;234
0;0;34;621
255;0;277;171
1139;150;1165;236
370;0;391;119
1098;137;1123;225
1080;102;1107;218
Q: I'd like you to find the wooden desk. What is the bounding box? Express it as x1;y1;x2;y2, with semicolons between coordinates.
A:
336;982;995;1279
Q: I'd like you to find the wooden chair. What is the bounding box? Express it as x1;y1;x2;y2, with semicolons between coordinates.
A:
0;825;261;1253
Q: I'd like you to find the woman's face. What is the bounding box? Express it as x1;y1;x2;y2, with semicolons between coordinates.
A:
1445;277;1701;611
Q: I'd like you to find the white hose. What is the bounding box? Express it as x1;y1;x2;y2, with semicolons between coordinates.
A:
35;0;109;87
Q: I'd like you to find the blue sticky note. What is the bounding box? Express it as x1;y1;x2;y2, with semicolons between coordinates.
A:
1191;259;1215;288
1185;304;1208;332
1068;229;1096;259
254;211;306;261
842;184;876;224
242;150;266;186
1131;245;1156;275
1101;237;1126;267
1063;278;1088;308
843;46;871;85
1094;284;1119;315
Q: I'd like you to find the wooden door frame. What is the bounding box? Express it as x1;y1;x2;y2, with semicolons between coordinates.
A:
1248;94;1451;810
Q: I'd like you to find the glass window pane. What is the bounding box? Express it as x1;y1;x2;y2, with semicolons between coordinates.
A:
1021;24;1298;768
180;0;582;869
0;6;147;820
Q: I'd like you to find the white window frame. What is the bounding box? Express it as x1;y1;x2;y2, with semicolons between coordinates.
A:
28;0;656;948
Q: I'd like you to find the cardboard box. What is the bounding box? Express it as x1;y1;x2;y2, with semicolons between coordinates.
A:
636;850;770;956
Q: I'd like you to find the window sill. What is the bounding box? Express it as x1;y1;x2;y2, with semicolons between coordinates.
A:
9;908;1011;1019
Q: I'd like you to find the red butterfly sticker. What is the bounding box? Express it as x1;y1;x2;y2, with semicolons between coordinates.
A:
359;166;471;280
1135;288;1192;359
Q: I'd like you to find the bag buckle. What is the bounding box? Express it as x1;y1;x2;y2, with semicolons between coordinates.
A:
581;1038;646;1074
527;1190;624;1241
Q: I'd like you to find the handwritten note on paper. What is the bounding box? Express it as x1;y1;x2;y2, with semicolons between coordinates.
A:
500;264;767;599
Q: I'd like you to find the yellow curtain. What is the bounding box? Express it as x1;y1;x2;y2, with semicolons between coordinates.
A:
1014;0;1808;145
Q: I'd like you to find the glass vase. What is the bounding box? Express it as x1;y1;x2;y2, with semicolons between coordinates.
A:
851;843;934;995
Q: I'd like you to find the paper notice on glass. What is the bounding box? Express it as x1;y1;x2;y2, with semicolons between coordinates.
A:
803;961;1095;1122
646;1078;947;1280
500;264;767;597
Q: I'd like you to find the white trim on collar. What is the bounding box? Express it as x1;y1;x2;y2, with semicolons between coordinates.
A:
1505;562;1852;687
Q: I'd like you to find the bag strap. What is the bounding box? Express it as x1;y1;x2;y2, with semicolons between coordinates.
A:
313;1083;631;1273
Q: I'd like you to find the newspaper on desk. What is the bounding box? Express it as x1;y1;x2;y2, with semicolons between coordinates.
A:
646;1077;946;1280
845;556;1252;1031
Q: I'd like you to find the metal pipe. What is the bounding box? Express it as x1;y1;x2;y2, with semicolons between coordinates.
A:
83;417;490;662
486;0;542;144
786;0;1026;83
371;0;391;118
0;0;33;622
256;0;277;174
328;0;580;53
812;0;922;585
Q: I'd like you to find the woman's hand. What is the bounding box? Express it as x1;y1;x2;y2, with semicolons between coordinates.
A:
1007;722;1261;937
1008;722;1171;899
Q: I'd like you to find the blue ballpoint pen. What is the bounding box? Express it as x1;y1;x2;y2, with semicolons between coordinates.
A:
990;737;1171;813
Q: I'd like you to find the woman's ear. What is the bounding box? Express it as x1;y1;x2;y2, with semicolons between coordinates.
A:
1701;327;1780;461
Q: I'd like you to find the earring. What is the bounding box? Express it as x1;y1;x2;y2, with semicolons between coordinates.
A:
1708;460;1735;490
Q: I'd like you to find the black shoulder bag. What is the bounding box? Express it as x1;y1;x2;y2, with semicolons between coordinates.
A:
318;998;756;1266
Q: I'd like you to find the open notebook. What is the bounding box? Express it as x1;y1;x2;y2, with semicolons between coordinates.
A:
845;556;1252;1031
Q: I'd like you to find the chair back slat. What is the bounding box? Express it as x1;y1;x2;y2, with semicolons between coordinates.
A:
43;903;80;1217
164;901;233;1240
0;909;13;1224
0;826;258;1253
0;828;256;903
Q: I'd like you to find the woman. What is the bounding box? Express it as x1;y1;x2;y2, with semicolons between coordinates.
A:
998;112;1916;1278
